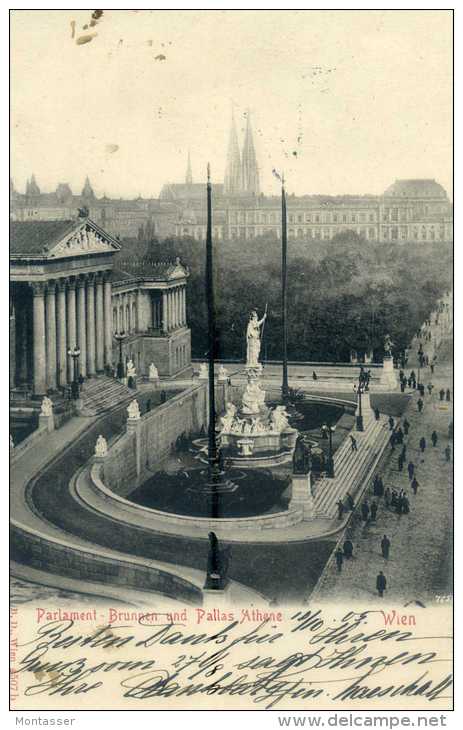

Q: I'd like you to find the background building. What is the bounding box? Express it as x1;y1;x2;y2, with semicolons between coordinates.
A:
10;113;453;244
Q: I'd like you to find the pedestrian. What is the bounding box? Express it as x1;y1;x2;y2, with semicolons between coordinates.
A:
417;398;423;413
350;435;358;452
439;388;445;401
312;371;318;381
412;379;417;390
388;416;394;431
398;454;404;471
335;548;343;572
389;432;396;450
374;407;380;421
411;477;419;495
376;571;387;598
407;377;412;388
408;461;415;480
427;383;433;396
345;492;355;511
419;384;425;397
403;418;410;436
381;535;391;560
336;500;344;520
370;501;378;521
446;388;451;402
377;476;384;497
361;500;370;522
400;381;406;393
396;427;404;444
384;486;391;508
402;495;410;514
444;446;451;463
419;436;426;453
343;539;354;559
410;370;416;381
430;363;434;375
431;430;438;447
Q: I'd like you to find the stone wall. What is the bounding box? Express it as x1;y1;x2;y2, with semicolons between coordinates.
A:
102;430;138;497
103;383;219;495
11;523;202;604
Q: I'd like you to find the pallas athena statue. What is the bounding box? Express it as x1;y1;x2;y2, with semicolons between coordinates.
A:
246;309;267;369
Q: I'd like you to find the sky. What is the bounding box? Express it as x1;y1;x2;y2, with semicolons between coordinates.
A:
10;9;453;199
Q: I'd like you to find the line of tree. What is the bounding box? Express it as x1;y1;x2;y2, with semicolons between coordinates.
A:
117;231;452;363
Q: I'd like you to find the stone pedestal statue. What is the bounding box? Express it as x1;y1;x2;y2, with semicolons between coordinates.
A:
127;399;141;420
95;434;108;457
198;363;208;380
246;309;266;370
148;362;159;382
241;375;266;414
39;396;55;433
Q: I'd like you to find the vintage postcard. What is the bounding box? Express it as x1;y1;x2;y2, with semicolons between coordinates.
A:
9;8;453;713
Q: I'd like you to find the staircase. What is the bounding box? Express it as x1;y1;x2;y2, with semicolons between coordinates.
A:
80;376;134;416
314;416;389;519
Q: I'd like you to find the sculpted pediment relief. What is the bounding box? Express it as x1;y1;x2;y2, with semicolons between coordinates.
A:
49;224;118;258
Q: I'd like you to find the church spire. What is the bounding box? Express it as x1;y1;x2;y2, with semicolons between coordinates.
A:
81;175;95;199
241;111;260;195
224;109;242;195
186;150;193;185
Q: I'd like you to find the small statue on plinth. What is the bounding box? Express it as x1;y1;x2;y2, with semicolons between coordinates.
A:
127;399;141;420
95;434;108;457
149;362;159;380
204;531;230;590
127;359;137;378
40;396;53;417
293;434;311;474
198;363;208;379
384;334;394;357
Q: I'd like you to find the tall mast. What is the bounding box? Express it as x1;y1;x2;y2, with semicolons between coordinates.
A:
206;165;219;509
281;174;289;399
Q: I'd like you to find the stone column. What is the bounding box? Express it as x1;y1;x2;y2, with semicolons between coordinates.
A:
56;279;67;387
175;288;180;327
103;272;113;367
162;291;169;332
182;286;186;325
76;276;87;378
32;282;47;395
86;273;96;376
136;289;143;332
45;281;57;390
66;277;77;381
95;272;104;371
9;297;15;390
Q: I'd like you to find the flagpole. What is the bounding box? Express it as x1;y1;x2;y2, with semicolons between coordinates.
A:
206;164;219;505
281;174;289;400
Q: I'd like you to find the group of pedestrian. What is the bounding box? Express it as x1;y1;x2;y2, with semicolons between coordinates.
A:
439;388;452;402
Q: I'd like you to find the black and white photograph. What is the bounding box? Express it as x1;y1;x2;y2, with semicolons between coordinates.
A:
8;8;454;714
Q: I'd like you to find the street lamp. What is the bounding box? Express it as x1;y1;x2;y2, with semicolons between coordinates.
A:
321;423;336;478
67;346;81;399
353;370;366;432
114;331;127;379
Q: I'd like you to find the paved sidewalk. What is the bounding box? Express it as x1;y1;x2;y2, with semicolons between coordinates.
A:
313;334;453;605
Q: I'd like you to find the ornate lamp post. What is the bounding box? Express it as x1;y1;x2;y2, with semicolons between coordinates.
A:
114;331;127;379
321;423;336;478
353;371;366;432
67;346;81;399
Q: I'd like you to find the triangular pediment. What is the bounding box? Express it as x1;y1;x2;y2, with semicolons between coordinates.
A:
48;219;120;259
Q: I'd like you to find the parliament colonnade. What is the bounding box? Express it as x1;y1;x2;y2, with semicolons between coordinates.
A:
10;218;192;397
